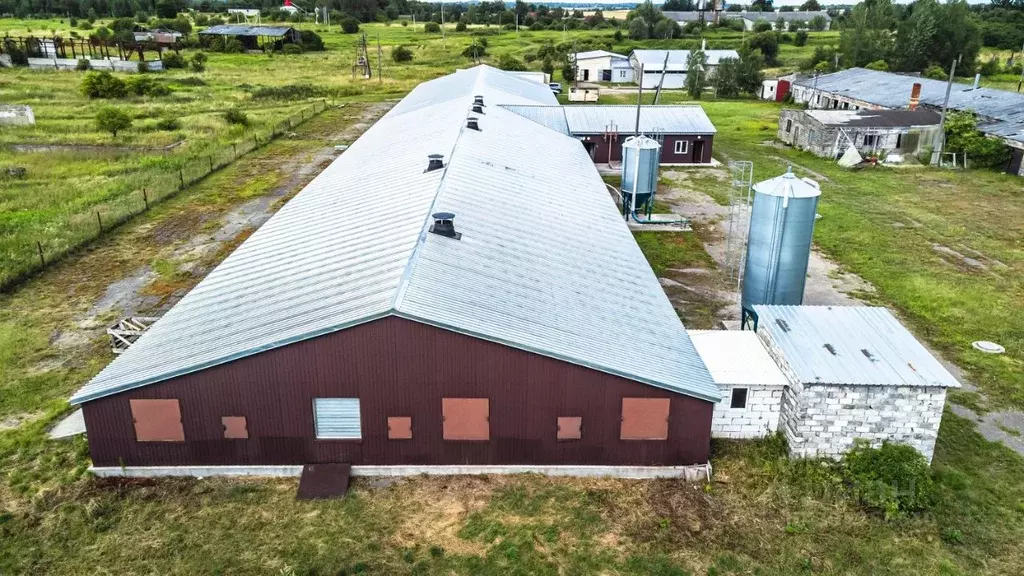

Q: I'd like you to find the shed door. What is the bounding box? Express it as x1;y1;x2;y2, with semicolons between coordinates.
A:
313;398;362;439
442;398;489;441
620;398;671;440
1008;149;1024;176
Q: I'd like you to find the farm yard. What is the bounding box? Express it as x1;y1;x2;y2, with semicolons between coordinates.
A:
1;12;1024;576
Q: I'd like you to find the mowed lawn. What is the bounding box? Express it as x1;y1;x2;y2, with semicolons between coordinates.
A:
1;18;1024;576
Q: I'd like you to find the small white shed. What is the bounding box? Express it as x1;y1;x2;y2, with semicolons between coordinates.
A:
689;330;789;439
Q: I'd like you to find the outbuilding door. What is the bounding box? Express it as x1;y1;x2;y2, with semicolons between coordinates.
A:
601;69;611;82
1008;149;1023;176
692;140;705;164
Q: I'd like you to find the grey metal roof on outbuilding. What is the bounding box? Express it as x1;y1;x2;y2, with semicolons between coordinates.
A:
199;25;296;37
573;50;628;61
804;109;940;128
498;105;570;135
743;10;830;22
631;49;741;69
793;68;1024;145
753;305;960;388
70;65;720;406
502;105;716;136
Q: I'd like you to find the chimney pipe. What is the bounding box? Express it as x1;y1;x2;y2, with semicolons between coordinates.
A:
429;212;461;239
973;73;981;90
473;95;484;107
466;116;480;131
472;104;485;114
909;83;921;111
425;154;444;172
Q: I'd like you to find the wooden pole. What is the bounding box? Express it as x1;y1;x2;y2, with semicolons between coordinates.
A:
142;188;148;210
96;211;103;232
179;168;185;189
36;241;45;266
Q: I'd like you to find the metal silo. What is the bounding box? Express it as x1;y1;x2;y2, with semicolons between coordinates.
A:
741;167;821;311
620;135;661;218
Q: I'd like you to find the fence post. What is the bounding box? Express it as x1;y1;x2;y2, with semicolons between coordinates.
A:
37;241;45;266
143;188;149;210
232;143;237;158
179;168;185;190
96;211;103;233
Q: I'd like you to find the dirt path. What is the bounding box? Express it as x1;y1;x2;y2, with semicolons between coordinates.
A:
654;164;1024;455
0;102;391;429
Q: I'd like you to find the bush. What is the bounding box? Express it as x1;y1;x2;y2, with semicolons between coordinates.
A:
137;60;149;73
842;441;934;520
794;30;808;46
155;117;180;131
753;20;772;33
2;40;28;66
223;109;249;126
95;106;132;137
945;110;1011;168
299;30;325;51
81;71;127;98
162;52;186;69
126;75;170;96
190;52;208;72
221;38;245;53
865;59;889;72
424;22;441;33
978;58;1001;77
461;42;487;59
341;17;360;34
496;54;526;71
923;65;946;80
76;58;90;71
392;45;413;63
282;43;304;55
455;21;467;32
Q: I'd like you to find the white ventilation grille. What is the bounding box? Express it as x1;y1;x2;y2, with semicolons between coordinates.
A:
313;398;362;439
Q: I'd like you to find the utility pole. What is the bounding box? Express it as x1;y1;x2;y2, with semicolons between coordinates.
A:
654;52;670;105
441;2;446;48
931;56;959;167
635;63;645;135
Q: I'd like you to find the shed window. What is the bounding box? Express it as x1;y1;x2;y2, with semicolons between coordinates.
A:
674;140;689;155
313;398;362;439
620;398;670;440
222;416;248;439
785;119;793;133
388;416;413;440
730;388;749;409
557;416;582;441
442;398;489;441
130;399;184;442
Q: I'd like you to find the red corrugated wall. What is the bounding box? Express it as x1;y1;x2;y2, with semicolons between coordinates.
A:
82;317;714;467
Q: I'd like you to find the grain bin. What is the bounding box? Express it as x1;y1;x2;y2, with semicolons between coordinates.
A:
620;135;661;218
741;167;821;311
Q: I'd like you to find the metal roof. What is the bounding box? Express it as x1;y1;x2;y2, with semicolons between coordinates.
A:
663;11;726;22
499;105;717;136
753;305;961;388
743;10;830;21
71;65;720;405
199;25;296;37
754;167;822;199
793;68;1024;145
574;50;628;61
498;105;570;135
631;49;741;70
804;108;940;128
688;330;789;387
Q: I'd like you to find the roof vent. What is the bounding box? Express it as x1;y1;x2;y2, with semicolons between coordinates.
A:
466;117;480;131
473;95;484;107
824;343;837;356
472;104;485;114
425;154;444;173
861;349;877;362
775;318;790;333
429;212;461;240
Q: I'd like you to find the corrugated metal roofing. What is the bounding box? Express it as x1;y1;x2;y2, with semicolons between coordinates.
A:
631;49;741;69
499;105;717;136
688;330;789;387
499;105;570;135
793;68;1024;145
71;65;720;405
574;50;627;61
199;24;296;37
744;10;830;21
753;305;960;388
805;108;940;128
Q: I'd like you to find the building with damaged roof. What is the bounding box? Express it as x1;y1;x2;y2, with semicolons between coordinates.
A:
778;108;941;160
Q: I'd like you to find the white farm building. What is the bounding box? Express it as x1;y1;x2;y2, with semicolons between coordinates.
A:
572;50;632;84
629;48;741;89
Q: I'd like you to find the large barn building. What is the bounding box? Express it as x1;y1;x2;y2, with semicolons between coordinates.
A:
71;66;721;479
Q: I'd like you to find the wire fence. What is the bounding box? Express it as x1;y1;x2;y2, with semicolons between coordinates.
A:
0;98;331;293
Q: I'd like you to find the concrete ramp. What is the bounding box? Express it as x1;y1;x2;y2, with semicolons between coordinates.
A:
296;463;351;500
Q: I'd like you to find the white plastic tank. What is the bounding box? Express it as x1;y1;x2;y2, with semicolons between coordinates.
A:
620;135;661;217
741;167;821;309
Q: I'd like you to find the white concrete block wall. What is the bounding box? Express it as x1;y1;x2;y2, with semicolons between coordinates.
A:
711;385;783;438
781;384;947;463
26;57;164;72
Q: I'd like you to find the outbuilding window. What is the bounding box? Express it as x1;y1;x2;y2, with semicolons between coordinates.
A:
313;398;362;440
674;140;689;155
730;388;749;409
442;398;489;441
785;119;793;133
557;416;582;441
620;398;670;440
388;416;413;440
130;399;185;442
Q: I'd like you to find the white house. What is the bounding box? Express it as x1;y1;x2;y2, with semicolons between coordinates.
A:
630;45;741;89
689;330;789;439
572;50;631;83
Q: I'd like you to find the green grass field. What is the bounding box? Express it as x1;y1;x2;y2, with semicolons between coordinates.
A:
1;16;1024;576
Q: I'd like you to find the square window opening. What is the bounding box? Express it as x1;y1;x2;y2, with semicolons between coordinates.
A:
730;388;749;409
313;398;362;440
674;140;689;155
557;416;582;441
130;399;185;442
222;416;248;439
442;398;489;441
388;416;413;440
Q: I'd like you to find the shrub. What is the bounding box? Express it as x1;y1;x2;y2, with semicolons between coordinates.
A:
2;41;27;66
341;17;360;34
461;42;487;59
95;107;132;137
392;45;413;63
455;21;467;32
978;58;1001;77
223;109;249;126
424;22;441;33
842;441;934;520
944;110;1011;168
76;58;90;71
221;38;245;53
299;30;325;51
190;52;208;72
401;20;408;27
496;54;526;71
126;75;170;96
923;65;946;80
282;43;304;55
865;59;889;72
794;30;808;46
753;20;772;33
137;60;149;73
162;52;186;69
79;21;93;30
81;71;127;98
155;117;180;131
